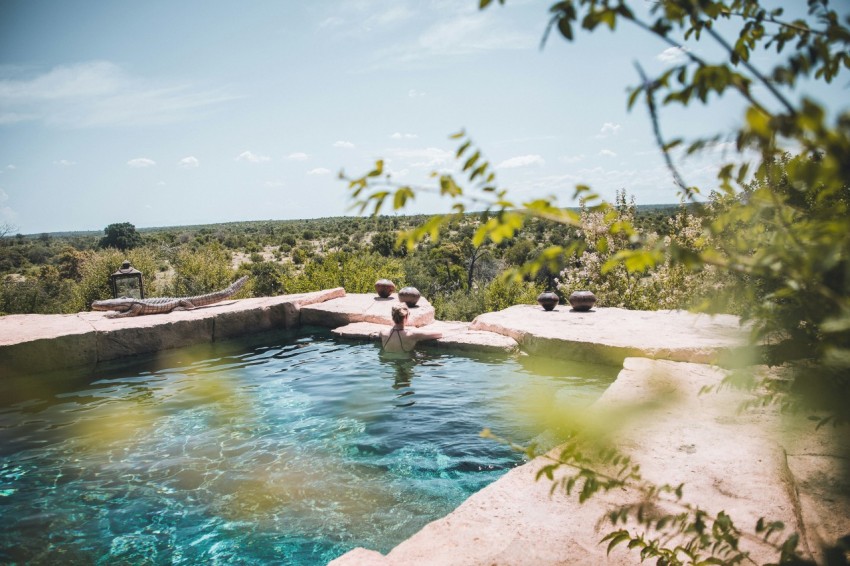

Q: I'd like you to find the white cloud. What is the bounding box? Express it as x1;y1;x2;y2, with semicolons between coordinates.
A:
333;140;355;148
178;156;199;168
127;157;156;168
0;61;238;128
596;122;621;138
6;164;16;170
386;147;453;169
54;159;76;166
308;167;331;176
657;47;690;64
236;150;270;163
599;149;617;157
559;154;586;164
387;167;410;179
408;89;426;98
0;188;8;202
417;13;534;56
497;154;545;169
287;152;309;161
391;132;418;139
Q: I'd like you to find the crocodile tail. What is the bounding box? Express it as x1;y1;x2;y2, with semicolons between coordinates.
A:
229;276;249;293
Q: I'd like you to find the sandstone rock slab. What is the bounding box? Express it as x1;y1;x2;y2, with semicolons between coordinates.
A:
471;305;748;365
331;321;519;354
0;313;99;376
301;293;434;328
0;288;346;375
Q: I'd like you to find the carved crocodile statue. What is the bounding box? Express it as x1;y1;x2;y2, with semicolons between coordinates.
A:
91;276;249;318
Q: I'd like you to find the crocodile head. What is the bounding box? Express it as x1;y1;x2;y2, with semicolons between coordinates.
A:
91;298;134;312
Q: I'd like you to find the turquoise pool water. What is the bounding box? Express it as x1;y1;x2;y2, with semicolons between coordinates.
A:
0;328;618;564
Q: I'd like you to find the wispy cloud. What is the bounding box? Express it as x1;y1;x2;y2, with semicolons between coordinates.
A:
497;154;545;169
408;89;426;98
236;150;270;163
264;180;286;188
596;122;621;138
385;147;453;169
599;149;617;157
308;167;331;176
54;159;76;166
0;61;237;128
657;47;690;64
333;140;355;148
287;152;309;161
559;154;586;164
127;157;156;168
178;156;199;168
357;6;535;72
391;132;419;139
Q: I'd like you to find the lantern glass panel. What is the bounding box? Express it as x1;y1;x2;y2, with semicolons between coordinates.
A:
113;275;143;299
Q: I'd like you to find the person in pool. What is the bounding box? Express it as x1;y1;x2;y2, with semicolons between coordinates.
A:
379;304;442;353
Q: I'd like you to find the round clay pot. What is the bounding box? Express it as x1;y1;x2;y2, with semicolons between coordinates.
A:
375;278;395;298
537;291;559;311
568;290;597;311
398;286;421;307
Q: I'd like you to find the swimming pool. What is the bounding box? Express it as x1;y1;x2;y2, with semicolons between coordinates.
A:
0;327;618;564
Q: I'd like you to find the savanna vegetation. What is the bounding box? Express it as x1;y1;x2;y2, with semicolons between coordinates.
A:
0;203;690;322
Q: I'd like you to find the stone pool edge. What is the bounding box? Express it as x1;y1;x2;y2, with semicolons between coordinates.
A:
0;287;345;376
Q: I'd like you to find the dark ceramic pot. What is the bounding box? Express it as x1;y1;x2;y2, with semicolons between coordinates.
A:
568;290;597;311
398;286;421;307
537;291;559;311
375;278;395;298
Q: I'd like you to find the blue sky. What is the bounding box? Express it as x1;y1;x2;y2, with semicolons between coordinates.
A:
1;1;847;234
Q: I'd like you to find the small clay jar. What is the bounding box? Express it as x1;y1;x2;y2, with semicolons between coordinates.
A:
398;286;421;307
568;290;597;312
375;279;395;298
537;291;559;311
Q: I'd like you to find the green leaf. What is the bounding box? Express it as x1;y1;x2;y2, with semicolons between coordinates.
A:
603;531;630;556
558;17;573;40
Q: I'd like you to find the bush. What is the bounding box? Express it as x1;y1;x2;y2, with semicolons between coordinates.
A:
245;261;291;297
170;244;235;296
287;251;404;294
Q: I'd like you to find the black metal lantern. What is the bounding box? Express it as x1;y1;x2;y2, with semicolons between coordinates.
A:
110;260;144;299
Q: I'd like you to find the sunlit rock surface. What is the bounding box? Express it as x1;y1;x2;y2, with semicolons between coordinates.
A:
332;320;520;354
301;292;435;328
472;304;749;365
0;287;344;376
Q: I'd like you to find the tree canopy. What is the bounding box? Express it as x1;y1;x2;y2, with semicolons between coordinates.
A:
99;222;143;252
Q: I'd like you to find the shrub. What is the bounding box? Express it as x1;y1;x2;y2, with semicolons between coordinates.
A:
170;244;235;296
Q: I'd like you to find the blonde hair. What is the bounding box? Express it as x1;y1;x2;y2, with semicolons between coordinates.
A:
391;304;409;324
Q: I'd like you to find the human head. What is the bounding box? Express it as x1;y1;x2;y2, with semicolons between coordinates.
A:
391;304;409;325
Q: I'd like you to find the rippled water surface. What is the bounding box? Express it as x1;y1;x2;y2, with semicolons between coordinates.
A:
0;328;618;564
